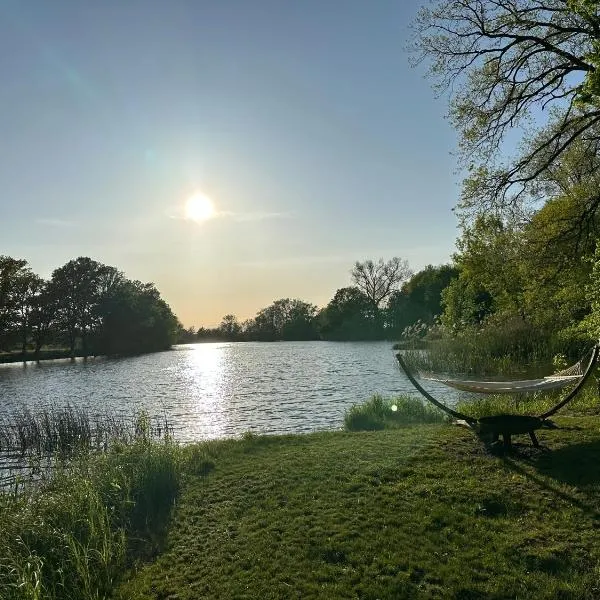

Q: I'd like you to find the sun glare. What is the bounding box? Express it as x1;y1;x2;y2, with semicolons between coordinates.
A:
185;192;216;223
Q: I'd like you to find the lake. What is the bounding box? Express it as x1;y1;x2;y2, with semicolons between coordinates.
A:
0;341;460;441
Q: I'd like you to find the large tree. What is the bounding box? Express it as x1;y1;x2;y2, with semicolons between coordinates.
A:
414;0;600;219
0;256;29;349
351;258;412;311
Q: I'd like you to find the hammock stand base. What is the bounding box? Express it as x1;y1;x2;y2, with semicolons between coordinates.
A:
464;414;551;449
396;344;600;449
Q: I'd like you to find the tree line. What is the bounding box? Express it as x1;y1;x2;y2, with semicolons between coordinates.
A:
0;256;180;360
181;258;458;343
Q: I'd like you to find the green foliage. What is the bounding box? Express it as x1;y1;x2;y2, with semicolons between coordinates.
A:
344;394;446;431
414;0;600;216
405;316;556;376
580;243;600;341
0;255;180;361
0;439;184;600
456;383;600;419
98;279;179;355
243;298;319;341
386;264;458;337
319;287;379;340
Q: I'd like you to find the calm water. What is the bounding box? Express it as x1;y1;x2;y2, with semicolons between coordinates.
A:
0;341;459;442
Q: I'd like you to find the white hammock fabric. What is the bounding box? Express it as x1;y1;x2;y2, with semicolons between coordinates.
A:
420;360;584;394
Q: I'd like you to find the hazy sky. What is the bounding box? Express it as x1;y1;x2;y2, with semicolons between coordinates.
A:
1;1;461;327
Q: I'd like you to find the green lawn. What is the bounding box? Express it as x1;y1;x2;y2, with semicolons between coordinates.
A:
116;419;600;599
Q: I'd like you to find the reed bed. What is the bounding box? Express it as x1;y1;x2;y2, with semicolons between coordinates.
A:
0;404;201;600
0;406;174;492
0;406;172;456
398;317;579;377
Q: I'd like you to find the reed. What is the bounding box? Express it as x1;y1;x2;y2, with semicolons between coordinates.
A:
0;406;172;457
0;434;184;600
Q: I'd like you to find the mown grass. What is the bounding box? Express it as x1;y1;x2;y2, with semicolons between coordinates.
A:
344;394;447;431
116;419;600;599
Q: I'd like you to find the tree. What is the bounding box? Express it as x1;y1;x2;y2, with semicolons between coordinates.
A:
49;257;106;358
244;299;319;341
319;287;376;340
98;280;180;355
351;258;412;311
414;0;600;218
0;256;29;349
12;271;45;357
219;314;242;340
386;265;458;335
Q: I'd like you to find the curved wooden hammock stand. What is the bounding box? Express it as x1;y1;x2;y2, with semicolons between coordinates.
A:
396;344;600;449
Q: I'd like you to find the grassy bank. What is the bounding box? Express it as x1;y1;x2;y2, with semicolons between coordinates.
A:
114;419;600;599
4;394;600;599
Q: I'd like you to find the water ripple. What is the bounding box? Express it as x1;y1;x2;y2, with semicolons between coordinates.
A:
0;341;461;441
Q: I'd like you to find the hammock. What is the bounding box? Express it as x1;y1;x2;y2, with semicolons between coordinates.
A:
420;358;583;394
419;361;583;394
395;344;600;448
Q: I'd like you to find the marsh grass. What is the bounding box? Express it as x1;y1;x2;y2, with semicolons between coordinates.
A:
0;436;186;600
402;319;569;377
0;406;172;456
344;394;447;431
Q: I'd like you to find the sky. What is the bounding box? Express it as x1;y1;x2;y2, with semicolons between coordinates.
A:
0;0;461;327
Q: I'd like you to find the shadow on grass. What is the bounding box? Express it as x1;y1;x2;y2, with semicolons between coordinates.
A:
533;439;600;488
501;439;600;522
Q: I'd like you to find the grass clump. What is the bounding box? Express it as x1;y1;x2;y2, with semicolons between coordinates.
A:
344;394;446;431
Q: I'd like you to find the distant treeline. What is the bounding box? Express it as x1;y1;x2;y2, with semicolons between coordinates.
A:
179;260;458;343
0;256;180;360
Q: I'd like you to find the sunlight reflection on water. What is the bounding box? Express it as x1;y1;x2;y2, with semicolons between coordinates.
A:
0;342;460;442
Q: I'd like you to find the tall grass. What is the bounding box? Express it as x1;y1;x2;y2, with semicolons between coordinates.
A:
402;317;571;377
0;436;185;600
0;406;172;456
344;394;447;431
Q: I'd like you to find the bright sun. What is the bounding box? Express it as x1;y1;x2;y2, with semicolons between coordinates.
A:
185;192;216;223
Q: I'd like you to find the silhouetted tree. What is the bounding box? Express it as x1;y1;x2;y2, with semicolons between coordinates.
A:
12;271;45;357
0;256;29;350
219;314;242;340
49;257;107;358
98;280;180;355
319;287;377;340
244;299;319;341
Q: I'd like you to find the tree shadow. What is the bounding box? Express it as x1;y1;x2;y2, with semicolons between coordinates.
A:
532;439;600;488
501;439;600;521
